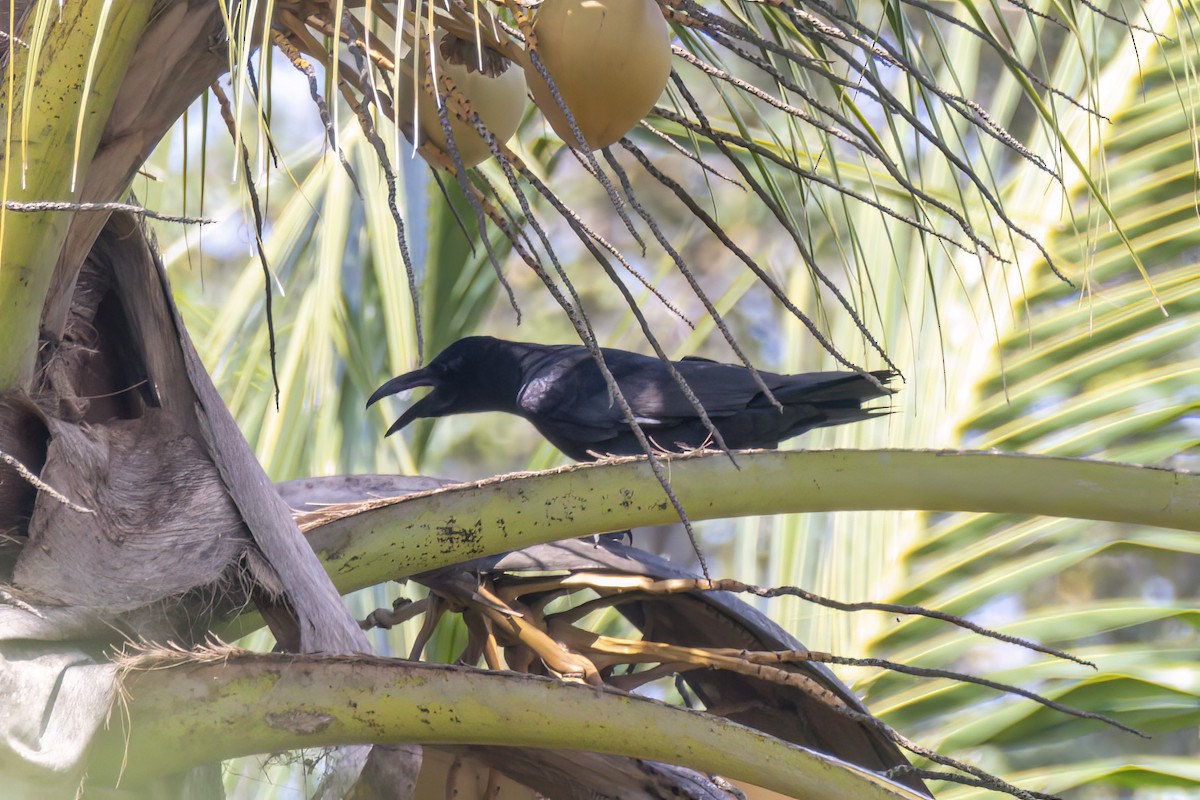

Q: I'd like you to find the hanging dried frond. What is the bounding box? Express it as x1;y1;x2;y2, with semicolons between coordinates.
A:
358;536;1148;799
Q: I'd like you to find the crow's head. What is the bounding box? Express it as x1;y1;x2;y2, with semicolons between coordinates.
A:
367;336;518;436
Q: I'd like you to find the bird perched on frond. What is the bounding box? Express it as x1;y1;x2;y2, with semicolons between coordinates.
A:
368;336;897;460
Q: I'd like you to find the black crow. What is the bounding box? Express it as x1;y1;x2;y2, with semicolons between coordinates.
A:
368;336;896;460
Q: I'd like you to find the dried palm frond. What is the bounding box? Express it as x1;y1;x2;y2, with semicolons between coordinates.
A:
357;536;1145;798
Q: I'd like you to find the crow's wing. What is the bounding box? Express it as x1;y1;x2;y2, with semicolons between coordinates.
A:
516;347;780;438
515;347;622;443
515;346;893;457
606;357;888;422
621;356;781;421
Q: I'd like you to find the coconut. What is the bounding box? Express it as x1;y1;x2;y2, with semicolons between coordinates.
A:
525;0;672;150
400;31;528;167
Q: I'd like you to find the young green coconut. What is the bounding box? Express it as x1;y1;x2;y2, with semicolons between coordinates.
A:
525;0;672;150
401;30;528;167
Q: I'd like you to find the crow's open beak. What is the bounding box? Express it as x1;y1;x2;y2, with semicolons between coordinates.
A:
367;368;435;408
367;367;455;437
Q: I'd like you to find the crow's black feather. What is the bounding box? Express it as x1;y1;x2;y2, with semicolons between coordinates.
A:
368;336;896;460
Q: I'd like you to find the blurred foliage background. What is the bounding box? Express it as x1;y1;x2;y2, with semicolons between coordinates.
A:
129;0;1198;796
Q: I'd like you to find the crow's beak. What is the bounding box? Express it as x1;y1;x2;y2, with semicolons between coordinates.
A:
367;368;435;408
367;367;454;437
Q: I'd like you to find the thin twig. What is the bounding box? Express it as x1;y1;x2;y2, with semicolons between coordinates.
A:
638;122;746;188
875;721;1058;799
273;26;363;195
3;201;215;225
459;170;523;321
422;81;522;327
0;588;45;618
564;148;695;325
0;448;94;515
739;582;1095;668
211;80;281;409
885;766;1050;796
671;44;871;155
1072;0;1166;36
751;650;1143;736
0;29;29;48
361;596;425;630
352;106;426;362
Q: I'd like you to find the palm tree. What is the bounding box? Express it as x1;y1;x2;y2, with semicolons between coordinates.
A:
0;0;1194;798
